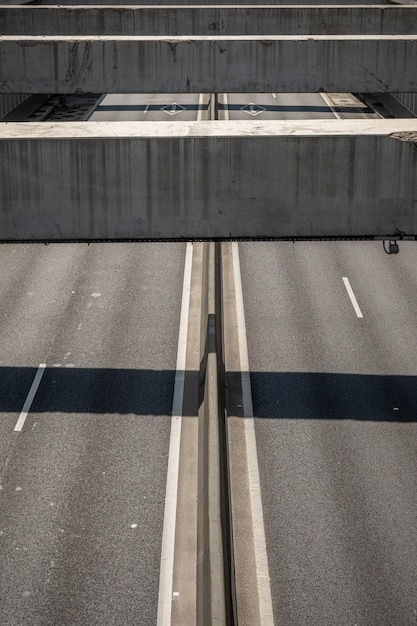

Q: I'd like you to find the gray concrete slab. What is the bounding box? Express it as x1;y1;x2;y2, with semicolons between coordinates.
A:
1;119;417;240
1;35;417;93
2;6;417;36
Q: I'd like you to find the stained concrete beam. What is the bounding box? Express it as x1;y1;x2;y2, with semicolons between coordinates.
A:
1;35;417;93
7;0;402;4
1;119;416;241
2;5;417;36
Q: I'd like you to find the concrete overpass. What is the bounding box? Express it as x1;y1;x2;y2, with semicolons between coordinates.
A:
2;5;417;36
1;120;416;241
1;4;417;241
1;34;417;93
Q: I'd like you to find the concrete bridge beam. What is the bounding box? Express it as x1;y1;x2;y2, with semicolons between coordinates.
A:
1;35;417;93
1;119;416;241
2;6;417;36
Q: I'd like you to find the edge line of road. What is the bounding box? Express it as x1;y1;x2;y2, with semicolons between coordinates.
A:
319;92;342;119
157;242;193;626
223;94;229;121
197;92;204;122
231;243;275;624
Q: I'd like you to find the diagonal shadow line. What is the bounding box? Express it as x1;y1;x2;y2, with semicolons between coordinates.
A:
1;367;417;421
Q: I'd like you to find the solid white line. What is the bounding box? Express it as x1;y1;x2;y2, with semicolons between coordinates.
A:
223;93;229;121
197;93;204;122
14;364;46;432
157;242;193;626
319;92;342;119
343;276;363;318
231;243;275;625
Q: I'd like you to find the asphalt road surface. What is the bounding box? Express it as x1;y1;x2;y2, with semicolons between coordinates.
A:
239;240;417;625
89;93;210;122
0;242;186;625
218;92;378;121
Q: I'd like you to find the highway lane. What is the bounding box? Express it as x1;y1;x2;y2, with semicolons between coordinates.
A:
89;93;210;122
238;240;417;626
218;92;378;120
220;92;416;625
0;242;186;625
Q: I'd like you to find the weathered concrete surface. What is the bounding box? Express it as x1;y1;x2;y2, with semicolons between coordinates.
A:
8;0;394;4
1;35;417;94
2;6;417;36
1;120;417;241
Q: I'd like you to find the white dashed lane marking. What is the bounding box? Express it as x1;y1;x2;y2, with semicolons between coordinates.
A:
343;276;364;318
14;364;46;432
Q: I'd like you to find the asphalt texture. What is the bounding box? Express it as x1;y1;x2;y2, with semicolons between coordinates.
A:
239;240;417;626
219;92;377;121
90;93;209;122
0;242;185;625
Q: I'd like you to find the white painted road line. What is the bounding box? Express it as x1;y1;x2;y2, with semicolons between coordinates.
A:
319;92;342;119
197;93;204;122
223;93;229;121
343;276;364;318
157;242;193;626
232;242;275;625
14;364;46;432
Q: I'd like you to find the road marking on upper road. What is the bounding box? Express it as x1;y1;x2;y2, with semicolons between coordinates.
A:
232;242;275;625
161;102;186;116
157;242;193;626
197;93;204;121
241;103;267;116
319;92;342;119
343;276;363;318
222;93;230;121
14;364;46;432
